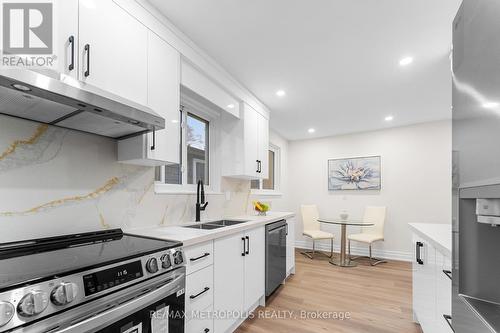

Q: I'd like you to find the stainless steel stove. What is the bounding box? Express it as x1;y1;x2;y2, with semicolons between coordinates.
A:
0;229;185;333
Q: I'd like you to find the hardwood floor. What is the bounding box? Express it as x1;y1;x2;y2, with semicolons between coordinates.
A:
236;249;422;333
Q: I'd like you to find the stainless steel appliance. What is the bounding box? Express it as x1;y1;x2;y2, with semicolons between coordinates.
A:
265;220;287;297
0;229;185;332
0;69;164;139
452;1;500;331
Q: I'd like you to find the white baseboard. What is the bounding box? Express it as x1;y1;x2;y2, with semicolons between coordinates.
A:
294;240;412;262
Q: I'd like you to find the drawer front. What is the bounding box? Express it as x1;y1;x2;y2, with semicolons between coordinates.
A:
186;265;214;319
185;241;214;275
186;306;213;333
437;254;453;333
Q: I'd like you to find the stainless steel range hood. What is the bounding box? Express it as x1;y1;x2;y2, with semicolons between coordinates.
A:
0;68;165;139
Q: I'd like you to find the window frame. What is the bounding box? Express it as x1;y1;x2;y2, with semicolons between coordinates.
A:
155;94;221;194
251;143;282;196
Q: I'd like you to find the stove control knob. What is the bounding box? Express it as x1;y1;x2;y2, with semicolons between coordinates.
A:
51;282;78;306
146;258;159;273
17;291;49;317
0;301;14;327
173;250;184;265
160;254;172;269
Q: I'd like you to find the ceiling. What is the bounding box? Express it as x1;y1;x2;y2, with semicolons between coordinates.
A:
149;0;462;140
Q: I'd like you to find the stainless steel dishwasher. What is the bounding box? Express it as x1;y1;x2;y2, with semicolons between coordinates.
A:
265;219;287;296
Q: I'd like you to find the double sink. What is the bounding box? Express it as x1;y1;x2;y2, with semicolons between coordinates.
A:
183;220;248;230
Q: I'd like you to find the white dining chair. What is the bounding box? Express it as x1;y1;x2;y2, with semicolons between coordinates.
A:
348;206;387;266
300;204;334;259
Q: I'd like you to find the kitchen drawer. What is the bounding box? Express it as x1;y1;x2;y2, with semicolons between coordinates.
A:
186;305;213;333
185;241;214;275
437;253;453;333
186;265;213;320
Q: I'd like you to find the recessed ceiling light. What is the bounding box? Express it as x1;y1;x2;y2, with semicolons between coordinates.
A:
483;102;499;109
80;0;96;9
276;90;286;97
399;57;414;66
385;115;394;121
227;104;235;109
171;119;179;124
308;128;315;133
12;83;31;91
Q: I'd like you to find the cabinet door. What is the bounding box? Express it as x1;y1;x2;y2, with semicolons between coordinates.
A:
436;252;453;333
286;219;296;276
243;104;260;178
53;0;78;78
146;30;180;164
257;113;269;179
412;235;437;333
213;233;245;333
244;226;265;311
79;0;148;105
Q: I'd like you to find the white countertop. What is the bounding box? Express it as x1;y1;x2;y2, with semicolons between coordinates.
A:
408;223;452;257
125;211;295;247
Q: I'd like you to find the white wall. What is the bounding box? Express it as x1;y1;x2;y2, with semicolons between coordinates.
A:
287;121;452;260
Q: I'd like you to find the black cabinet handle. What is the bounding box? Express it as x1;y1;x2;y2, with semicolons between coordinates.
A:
245;236;250;255
190;253;210;262
204;329;210;333
258;160;262;173
443;314;454;332
189;287;210;299
443;270;452;280
150;127;156;150
242;237;246;256
286;223;288;236
256;160;260;173
68;36;75;71
416;241;424;265
84;44;90;77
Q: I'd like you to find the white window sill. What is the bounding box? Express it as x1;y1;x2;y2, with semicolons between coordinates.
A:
154;183;223;195
250;190;283;197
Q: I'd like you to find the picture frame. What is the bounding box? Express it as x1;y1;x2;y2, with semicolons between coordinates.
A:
328;156;381;191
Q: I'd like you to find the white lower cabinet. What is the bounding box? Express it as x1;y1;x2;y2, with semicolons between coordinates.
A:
186;305;214;333
412;234;453;333
185;241;214;333
436;252;453;333
185;224;290;333
186;266;214;321
243;227;265;310
214;226;265;333
286;218;296;276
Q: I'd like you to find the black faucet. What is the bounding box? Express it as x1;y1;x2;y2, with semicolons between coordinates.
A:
196;180;208;222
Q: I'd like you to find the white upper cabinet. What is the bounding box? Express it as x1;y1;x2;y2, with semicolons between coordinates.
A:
117;30;181;166
78;0;148;105
221;102;269;179
145;31;180;164
53;0;78;78
257;110;269;179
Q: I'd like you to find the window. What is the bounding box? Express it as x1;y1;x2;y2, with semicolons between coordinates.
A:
160;108;211;188
187;113;209;185
251;144;280;194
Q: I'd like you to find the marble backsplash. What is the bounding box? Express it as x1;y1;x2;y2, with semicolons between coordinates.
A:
0;115;253;243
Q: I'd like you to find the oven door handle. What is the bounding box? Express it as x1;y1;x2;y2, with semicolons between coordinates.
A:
57;272;185;332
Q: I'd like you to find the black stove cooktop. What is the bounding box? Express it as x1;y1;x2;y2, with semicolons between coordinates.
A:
0;229;182;291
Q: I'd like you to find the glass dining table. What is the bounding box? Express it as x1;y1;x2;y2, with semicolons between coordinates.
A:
317;218;374;267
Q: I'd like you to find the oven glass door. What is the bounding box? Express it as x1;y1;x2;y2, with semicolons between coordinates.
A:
96;291;184;333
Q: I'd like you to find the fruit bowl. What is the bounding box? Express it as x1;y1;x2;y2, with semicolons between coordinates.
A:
253;201;269;216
